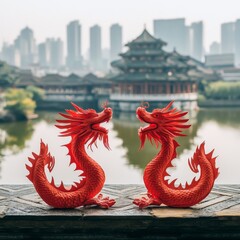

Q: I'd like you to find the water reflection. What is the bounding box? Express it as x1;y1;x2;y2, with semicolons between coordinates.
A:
0;121;34;179
197;108;240;127
113;111;199;170
0;121;34;154
0;108;239;184
113;108;240;184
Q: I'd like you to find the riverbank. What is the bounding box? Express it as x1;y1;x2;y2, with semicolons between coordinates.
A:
0;110;38;123
198;99;240;108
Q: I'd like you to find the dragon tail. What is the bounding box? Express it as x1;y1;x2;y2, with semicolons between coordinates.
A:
26;139;48;183
186;142;219;188
26;140;85;192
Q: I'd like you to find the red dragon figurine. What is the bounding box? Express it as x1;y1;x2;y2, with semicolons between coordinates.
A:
26;103;116;209
133;101;219;208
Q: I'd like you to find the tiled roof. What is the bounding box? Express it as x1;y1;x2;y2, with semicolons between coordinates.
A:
132;29;159;43
120;49;167;57
111;73;196;82
112;59;190;69
126;29;167;46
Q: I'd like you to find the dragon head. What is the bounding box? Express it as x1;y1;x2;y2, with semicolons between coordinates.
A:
136;101;191;148
55;102;112;150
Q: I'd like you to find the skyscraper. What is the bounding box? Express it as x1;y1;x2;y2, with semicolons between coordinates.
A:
110;24;122;61
221;22;235;54
38;41;50;67
66;20;82;70
1;43;20;67
235;19;240;65
90;25;102;70
190;21;204;61
14;26;37;68
153;18;187;54
49;38;64;69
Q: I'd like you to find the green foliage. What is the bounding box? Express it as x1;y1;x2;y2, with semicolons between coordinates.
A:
4;88;36;120
0;121;34;154
26;85;45;102
197;94;206;103
204;81;240;100
0;61;19;88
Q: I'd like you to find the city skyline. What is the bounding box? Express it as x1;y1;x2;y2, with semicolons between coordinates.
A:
1;0;240;54
2;18;240;71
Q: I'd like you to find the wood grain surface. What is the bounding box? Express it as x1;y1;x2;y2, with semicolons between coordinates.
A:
1;184;240;239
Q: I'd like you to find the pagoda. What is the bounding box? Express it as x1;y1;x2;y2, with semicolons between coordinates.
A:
110;29;214;111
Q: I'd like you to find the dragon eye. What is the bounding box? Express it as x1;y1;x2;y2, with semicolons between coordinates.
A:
153;113;159;118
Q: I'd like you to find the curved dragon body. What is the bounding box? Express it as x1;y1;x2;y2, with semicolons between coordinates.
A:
26;103;115;208
133;101;219;208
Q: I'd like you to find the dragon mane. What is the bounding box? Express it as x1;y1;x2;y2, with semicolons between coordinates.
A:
55;102;110;150
139;101;191;148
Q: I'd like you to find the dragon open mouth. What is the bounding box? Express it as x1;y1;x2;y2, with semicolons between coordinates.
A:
139;123;157;133
91;116;111;133
137;114;157;133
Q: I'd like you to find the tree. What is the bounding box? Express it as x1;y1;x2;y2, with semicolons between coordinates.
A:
0;61;19;88
26;85;45;102
204;81;240;100
4;88;36;120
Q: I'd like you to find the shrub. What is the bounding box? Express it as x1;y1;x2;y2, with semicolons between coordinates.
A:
4;88;36;120
204;81;240;100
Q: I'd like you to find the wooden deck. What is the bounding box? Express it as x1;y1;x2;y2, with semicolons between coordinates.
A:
1;184;240;239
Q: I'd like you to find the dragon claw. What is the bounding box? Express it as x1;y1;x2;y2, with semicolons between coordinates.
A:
133;194;162;209
84;194;116;209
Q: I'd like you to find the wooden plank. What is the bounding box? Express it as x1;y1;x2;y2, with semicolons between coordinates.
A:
1;184;240;239
192;195;232;209
151;207;195;218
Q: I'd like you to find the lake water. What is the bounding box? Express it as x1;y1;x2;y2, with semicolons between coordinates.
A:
0;108;240;185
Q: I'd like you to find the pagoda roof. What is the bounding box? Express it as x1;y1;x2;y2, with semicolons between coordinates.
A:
37;73;111;87
83;73;111;85
68;73;81;80
120;49;168;57
126;29;167;46
111;73;197;82
40;74;77;85
82;73;99;83
16;72;41;87
171;49;189;58
111;59;191;69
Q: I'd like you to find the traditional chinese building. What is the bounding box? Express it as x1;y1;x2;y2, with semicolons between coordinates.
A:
110;29;217;111
15;71;111;109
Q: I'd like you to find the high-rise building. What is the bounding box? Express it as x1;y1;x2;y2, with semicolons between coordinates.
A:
153;18;187;54
110;24;122;61
190;21;204;61
209;42;221;55
235;19;240;65
49;38;64;69
221;22;235;54
14;26;37;68
38;42;50;67
66;20;82;70
89;25;102;70
1;43;20;67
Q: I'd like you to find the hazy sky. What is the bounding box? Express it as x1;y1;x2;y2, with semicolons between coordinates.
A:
1;0;240;54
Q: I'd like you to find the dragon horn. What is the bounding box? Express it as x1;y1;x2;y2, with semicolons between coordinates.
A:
101;100;109;109
141;101;149;109
162;101;174;112
71;102;84;113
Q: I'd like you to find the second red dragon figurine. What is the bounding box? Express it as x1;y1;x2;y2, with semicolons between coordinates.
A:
26;103;116;208
133;101;219;208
